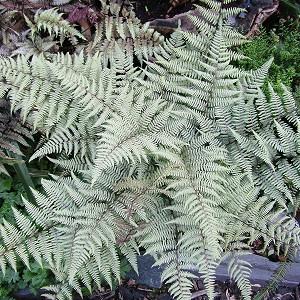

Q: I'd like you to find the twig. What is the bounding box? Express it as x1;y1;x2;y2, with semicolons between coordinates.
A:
137;287;153;292
149;9;200;34
246;0;279;38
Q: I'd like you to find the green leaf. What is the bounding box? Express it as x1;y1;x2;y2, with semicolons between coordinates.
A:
0;177;12;193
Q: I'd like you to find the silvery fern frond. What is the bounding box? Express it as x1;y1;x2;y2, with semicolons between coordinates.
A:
227;253;252;300
0;175;140;295
24;8;85;44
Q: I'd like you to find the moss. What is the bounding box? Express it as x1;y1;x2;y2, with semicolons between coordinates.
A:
238;19;300;101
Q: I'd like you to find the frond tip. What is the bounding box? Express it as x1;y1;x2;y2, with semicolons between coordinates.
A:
25;8;86;43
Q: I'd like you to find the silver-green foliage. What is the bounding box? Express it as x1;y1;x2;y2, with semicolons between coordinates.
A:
0;1;300;300
9;8;85;57
24;8;85;44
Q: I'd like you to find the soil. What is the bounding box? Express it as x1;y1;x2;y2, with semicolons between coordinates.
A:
261;1;300;31
132;0;195;22
131;0;282;37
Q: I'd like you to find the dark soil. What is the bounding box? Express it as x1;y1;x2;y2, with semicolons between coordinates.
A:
262;1;300;32
132;0;195;22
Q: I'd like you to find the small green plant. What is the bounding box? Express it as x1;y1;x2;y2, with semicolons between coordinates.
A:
0;262;53;298
0;268;20;300
0;176;24;222
280;0;300;18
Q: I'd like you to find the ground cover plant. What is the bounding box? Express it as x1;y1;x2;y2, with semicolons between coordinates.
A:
0;1;300;300
238;17;300;101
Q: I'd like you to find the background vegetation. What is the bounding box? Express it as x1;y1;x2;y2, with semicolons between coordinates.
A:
239;17;300;101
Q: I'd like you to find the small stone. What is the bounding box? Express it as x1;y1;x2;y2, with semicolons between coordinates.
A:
238;12;247;19
127;254;300;289
12;288;44;300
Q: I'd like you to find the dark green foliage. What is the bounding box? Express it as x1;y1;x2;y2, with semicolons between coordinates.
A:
238;19;300;98
279;0;300;18
0;262;53;298
0;176;24;223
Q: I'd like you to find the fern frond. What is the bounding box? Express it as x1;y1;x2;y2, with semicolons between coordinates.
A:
227;253;252;300
92;97;183;183
0;99;32;174
0;175;140;297
25;8;85;43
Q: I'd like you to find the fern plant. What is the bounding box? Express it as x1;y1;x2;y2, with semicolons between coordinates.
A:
0;1;300;300
0;45;185;299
